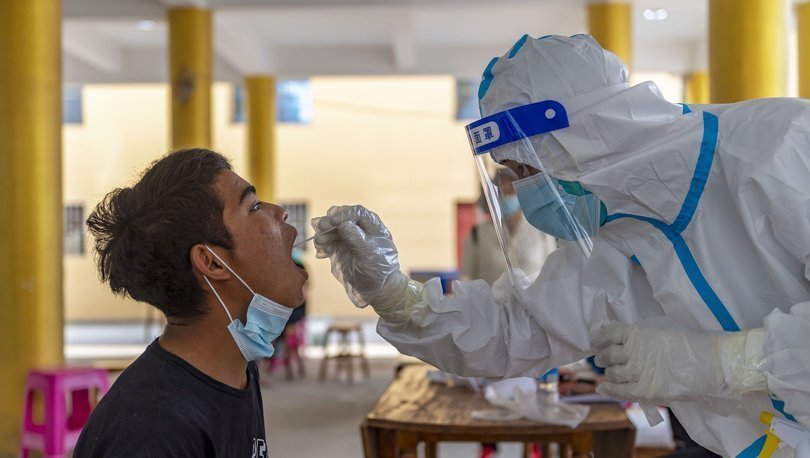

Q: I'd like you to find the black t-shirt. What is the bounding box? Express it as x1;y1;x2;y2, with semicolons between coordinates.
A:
74;339;266;458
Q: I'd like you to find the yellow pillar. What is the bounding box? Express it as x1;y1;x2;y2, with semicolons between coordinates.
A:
684;71;710;104
709;0;784;103
798;2;810;98
168;8;212;149
0;0;64;453
245;76;277;202
587;2;632;70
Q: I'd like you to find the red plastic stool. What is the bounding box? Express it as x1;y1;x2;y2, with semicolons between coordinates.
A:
19;367;110;458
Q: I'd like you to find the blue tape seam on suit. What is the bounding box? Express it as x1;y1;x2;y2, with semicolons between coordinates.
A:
604;111;792;457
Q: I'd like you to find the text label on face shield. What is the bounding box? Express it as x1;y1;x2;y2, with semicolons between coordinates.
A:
465;100;569;156
469;122;501;148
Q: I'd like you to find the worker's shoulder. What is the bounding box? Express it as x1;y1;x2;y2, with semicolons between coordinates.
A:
704;98;810;161
713;97;810;126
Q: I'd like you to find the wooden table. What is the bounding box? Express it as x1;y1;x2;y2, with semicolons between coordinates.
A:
361;365;636;458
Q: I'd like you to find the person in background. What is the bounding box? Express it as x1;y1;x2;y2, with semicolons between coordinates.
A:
75;149;307;457
460;193;506;285
461;169;556;285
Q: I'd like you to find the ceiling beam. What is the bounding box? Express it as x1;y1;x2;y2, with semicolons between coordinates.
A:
63;0;164;19
63;25;124;74
275;43;499;77
155;0;209;8
215;28;276;75
391;15;416;70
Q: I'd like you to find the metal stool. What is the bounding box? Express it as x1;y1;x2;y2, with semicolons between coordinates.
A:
318;322;370;383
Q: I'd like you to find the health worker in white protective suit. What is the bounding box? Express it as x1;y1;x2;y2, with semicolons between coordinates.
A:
313;34;810;457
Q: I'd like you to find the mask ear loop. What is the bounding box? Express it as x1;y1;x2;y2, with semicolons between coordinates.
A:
203;275;234;323
204;245;256;296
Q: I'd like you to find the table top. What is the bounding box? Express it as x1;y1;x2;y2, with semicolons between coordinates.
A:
366;365;633;436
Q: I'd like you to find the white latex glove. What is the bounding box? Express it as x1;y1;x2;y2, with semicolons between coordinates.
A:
312;205;421;314
592;322;767;403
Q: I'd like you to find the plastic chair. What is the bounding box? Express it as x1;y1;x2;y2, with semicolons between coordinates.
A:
19;367;110;458
267;320;307;380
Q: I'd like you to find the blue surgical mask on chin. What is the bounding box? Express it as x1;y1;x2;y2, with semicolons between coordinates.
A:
204;246;292;362
513;173;602;241
499;194;521;217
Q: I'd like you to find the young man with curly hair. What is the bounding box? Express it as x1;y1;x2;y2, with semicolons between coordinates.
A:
74;148;308;457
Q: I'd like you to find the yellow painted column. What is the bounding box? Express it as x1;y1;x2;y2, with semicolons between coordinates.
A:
245;76;277;202
684;71;710;104
0;0;64;453
587;2;632;70
798;2;810;98
709;0;784;103
168;8;212;149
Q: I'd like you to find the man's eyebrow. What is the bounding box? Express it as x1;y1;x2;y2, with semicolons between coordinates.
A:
239;185;257;205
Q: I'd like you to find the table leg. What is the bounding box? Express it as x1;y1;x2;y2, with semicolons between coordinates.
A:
424;440;437;458
361;422;398;458
522;443;530;458
571;431;593;458
593;429;636;458
398;431;419;458
361;422;375;458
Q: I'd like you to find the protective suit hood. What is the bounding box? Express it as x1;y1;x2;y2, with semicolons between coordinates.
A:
478;34;690;222
478;34;629;113
479;34;631;172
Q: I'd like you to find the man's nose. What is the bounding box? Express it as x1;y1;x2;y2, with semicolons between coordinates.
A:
268;203;288;222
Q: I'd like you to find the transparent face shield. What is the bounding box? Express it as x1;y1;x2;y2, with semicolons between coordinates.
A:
466;100;601;288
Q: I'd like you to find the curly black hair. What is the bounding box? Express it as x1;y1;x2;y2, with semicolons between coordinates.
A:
86;148;233;319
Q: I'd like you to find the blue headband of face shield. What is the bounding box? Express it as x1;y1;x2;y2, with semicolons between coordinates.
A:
465;99;569;156
465;100;608;240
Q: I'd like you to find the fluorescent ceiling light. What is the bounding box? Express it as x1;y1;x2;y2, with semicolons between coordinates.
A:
136;20;156;31
642;8;668;21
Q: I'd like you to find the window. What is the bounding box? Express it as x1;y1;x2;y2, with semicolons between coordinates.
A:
231;84;246;123
276;80;312;124
280;201;308;251
64;204;84;255
63;84;83;124
455;78;480;120
232;80;313;124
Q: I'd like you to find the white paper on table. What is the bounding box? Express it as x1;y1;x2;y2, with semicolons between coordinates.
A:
625;403;676;449
483;382;590;428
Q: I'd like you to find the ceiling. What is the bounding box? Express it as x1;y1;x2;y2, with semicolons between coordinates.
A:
61;0;772;84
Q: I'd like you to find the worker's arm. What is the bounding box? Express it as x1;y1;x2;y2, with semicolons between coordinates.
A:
313;205;644;379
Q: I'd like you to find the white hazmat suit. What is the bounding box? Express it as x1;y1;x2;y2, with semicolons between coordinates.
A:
313;35;810;457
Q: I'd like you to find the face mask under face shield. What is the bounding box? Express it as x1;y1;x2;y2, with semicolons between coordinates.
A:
465;100;601;287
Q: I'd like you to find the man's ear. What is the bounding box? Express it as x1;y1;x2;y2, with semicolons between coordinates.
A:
189;244;231;281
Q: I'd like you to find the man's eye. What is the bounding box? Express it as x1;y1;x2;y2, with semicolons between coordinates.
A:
250;202;261;212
